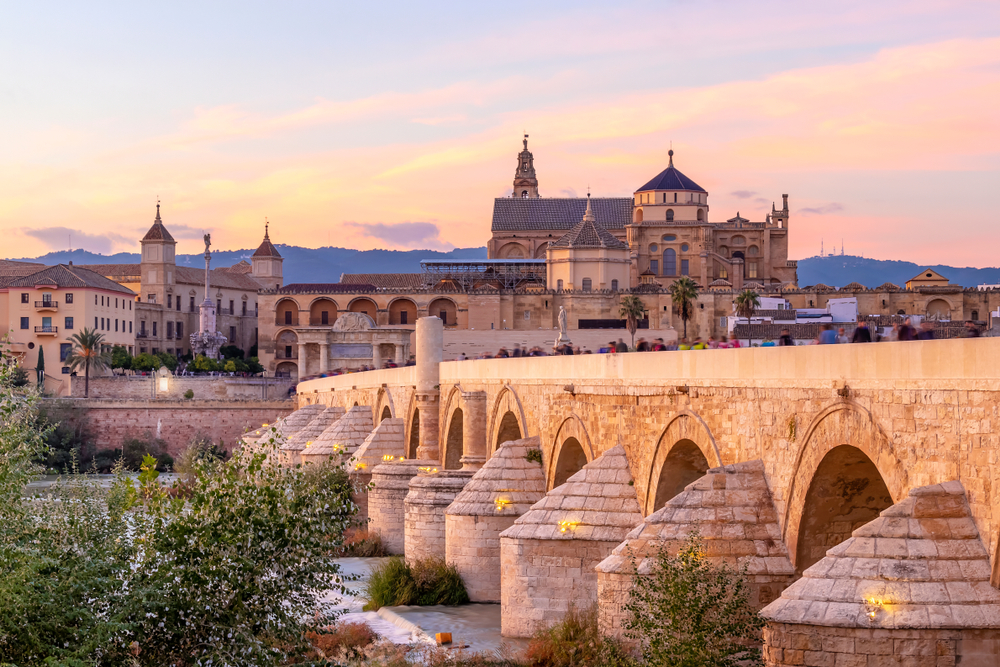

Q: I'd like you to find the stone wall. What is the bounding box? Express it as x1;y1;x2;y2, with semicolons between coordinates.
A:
70;375;295;401
47;398;293;456
299;338;1000;578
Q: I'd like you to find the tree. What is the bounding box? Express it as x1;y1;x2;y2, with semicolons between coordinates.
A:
623;533;765;667
220;344;244;360
155;351;178;372
669;277;699;338
619;295;646;349
66;328;110;398
131;352;159;373
734;289;760;324
192;354;219;373
35;345;45;388
110;345;132;373
247;356;264;374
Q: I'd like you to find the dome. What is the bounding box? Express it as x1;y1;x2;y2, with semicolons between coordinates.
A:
635;151;706;193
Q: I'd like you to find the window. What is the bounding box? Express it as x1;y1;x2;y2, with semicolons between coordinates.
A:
176;322;183;338
242;301;247;316
129;321;132;333
284;311;292;325
129;300;132;311
216;299;221;314
666;209;674;222
176;299;180;311
681;243;689;252
229;326;236;342
321;311;329;325
115;319;119;332
972;310;979;321
102;296;105;306
718;245;729;257
611;279;619;291
697;209;705;221
400;311;408;325
285;345;292;358
732;236;746;246
166;322;174;338
60;343;71;362
649;244;658;253
524;310;531;320
747;245;759;257
717;264;728;280
152;322;157;337
167;294;172;309
100;317;105;330
62;367;70;375
152;348;158;355
663;234;676;241
255;303;258;316
229;300;234;315
95;295;98;305
95;317;99;329
663;248;677;275
650;260;659;274
681;259;689;276
19;317;28;330
147;294;156;304
747;262;758;279
190;296;195;312
140;321;146;335
65;293;73;304
674;193;678;203
21;293;28;304
439;310;447;323
557;279;564;290
41;293;52;304
582;278;592;291
65;317;74;329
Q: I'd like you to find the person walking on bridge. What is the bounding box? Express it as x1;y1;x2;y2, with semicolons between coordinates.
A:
851;321;872;343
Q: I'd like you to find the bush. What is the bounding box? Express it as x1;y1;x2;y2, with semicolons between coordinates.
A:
305;621;378;662
525;605;634;667
621;533;765;667
336;527;387;557
173;433;228;478
111;345;132;371
247;356;265;374
363;557;469;610
220;344;245;360
131;352;160;372
90;433;173;472
183;388;194;399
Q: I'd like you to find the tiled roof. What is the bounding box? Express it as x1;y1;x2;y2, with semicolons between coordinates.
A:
762;481;1000;629
4;265;136;295
635;161;707;193
80;263;142;279
339;273;425;288
281;406;346;454
755;309;797;320
501;444;642;542
841;282;867;291
174;266;263;291
549;213;629;250
352;418;406;471
281;282;379;293
734;323;821;340
142;205;175;242
223;260;253;274
876;282;901;291
446;436;547;517
491;197;632;232
252;233;281;258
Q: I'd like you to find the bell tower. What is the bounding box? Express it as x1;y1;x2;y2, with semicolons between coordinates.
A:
513;134;539;198
251;219;284;290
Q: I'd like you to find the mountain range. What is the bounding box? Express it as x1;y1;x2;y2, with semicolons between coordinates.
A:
11;247;1000;290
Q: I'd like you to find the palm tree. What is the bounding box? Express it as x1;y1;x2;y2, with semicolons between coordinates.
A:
66;328;111;398
618;295;646;349
669;277;699;338
734;289;761;323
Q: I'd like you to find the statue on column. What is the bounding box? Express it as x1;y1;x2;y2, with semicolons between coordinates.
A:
189;232;227;360
556;306;571;345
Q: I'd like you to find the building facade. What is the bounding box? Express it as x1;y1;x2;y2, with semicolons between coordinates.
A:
0;263;137;395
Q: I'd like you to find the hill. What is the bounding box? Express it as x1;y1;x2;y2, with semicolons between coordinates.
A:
796;255;1000;289
12;246;1000;290
11;245;489;286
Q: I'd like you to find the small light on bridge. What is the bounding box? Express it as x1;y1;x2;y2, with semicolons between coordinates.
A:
863;596;888;620
263;423;270;428
382;455;396;462
419;466;439;474
494;497;510;512
355;462;367;470
558;520;579;533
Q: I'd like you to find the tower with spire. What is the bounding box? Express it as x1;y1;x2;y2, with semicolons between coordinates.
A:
513;134;539;198
251;219;284;290
139;202;177;308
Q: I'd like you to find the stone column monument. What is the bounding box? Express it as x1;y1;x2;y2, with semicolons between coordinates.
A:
459;390;488;471
414;316;443;462
189;233;227;359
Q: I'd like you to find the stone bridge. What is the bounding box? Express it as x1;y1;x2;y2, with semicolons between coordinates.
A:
292;320;1000;663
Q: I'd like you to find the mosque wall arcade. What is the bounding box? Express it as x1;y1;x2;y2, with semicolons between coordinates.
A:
295;328;1000;654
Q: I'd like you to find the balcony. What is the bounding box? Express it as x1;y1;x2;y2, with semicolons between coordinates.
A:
34;301;58;311
275;352;298;360
275;316;299;327
34;326;58;335
136;332;148;339
309;317;334;326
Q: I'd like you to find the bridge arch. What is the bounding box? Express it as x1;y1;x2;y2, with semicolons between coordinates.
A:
441;385;466;470
404;391;420;459
644;412;721;515
489;385;528;454
549;414;595;490
375;386;396;422
783;403;906;572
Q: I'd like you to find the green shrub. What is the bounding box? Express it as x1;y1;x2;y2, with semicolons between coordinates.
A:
525;448;543;465
173;433;228;478
621;532;764;667
363;557;469;610
183;388;194;399
525;605;634;667
90;433;173;472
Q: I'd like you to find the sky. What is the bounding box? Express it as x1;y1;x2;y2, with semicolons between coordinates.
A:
1;1;999;264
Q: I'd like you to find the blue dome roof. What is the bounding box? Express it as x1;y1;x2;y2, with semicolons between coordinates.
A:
636;152;706;193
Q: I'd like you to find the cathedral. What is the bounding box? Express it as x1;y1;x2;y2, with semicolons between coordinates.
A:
488;136;798;290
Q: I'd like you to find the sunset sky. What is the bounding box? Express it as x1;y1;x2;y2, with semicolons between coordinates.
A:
1;1;999;264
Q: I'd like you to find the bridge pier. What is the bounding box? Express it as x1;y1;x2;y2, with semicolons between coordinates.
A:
350;417;406;524
499;444;643;637
445;436;547;602
369;460;422;555
596;459;796;637
762;481;1000;666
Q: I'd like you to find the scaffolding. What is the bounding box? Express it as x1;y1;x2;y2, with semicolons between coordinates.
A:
420;259;546;290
